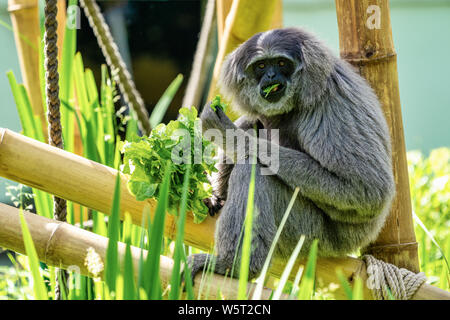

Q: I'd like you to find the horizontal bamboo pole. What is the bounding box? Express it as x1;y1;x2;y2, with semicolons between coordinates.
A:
1;128;449;300
0;202;277;299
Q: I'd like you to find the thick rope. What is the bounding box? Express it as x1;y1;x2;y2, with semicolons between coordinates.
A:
79;0;151;135
44;0;67;300
363;254;427;300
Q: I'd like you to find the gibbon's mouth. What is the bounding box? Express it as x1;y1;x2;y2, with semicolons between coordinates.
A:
261;83;286;101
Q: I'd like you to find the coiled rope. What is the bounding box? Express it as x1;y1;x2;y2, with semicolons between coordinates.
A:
79;0;151;135
44;0;67;299
363;254;427;300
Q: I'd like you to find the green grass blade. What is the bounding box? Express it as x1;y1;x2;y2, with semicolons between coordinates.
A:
297;239;318;300
7;71;37;138
123;242;136;300
105;171;122;296
122;213;136;299
149;74;183;128
19;209;48;300
289;264;304;299
145;162;172;299
252;187;300;299
352;277;364;300
126;110;140;141
181;252;195;300
413;211;450;273
169;163;191;300
32;188;53;219
73;52;89;110
272;235;305;300
237;161;256;300
335;268;353;300
59;0;77;102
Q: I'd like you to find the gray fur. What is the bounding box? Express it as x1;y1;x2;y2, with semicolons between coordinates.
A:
186;27;395;281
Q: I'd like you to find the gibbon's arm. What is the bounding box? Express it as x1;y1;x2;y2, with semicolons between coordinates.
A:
200;106;394;223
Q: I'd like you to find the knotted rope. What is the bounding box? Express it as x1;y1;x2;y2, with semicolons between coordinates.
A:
363;254;427;300
79;0;151;135
44;0;67;299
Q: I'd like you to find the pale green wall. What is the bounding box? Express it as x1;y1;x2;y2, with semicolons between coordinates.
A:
284;0;450;153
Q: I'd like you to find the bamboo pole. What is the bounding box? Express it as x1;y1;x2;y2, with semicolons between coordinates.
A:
335;0;419;272
207;0;282;104
2;129;450;299
216;0;233;46
0;203;278;300
8;0;48;142
56;0;66;62
181;0;217;109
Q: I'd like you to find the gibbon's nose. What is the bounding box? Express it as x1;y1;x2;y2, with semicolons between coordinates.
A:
267;69;276;79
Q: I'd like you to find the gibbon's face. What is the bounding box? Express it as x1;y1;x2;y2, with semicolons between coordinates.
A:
220;28;313;117
249;57;296;103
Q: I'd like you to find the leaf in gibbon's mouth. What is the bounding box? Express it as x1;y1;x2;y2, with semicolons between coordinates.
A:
263;83;280;97
210;95;228;112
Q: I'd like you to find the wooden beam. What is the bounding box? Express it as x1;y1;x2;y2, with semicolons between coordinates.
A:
335;0;419;272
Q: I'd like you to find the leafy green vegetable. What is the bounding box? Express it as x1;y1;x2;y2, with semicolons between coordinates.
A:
210;95;227;112
121;107;216;223
263;83;280;97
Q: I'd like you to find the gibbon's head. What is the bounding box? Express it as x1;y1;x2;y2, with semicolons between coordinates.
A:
219;27;335;117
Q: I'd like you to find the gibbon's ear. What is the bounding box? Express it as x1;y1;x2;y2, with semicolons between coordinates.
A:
297;38;334;106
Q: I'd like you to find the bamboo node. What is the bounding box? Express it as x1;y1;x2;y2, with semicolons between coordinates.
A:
43;221;64;262
363;40;378;58
341;52;397;65
364;241;418;254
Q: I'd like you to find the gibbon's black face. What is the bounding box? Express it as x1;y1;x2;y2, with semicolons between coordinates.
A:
250;57;296;102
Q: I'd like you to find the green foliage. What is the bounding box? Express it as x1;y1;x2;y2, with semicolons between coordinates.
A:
237;160;256;300
263;84;280;97
296;239;318;300
145;162;172;299
19;210;48;300
105;172;122;296
169;164;193;300
121;107;216;223
408;148;450;290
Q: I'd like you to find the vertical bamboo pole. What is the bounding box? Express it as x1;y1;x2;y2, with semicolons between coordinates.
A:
335;0;419;272
8;0;48;142
56;0;66;62
216;0;233;46
208;0;282;103
271;0;283;29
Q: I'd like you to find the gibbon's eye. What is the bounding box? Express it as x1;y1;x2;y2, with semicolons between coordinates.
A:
279;60;285;67
258;63;265;69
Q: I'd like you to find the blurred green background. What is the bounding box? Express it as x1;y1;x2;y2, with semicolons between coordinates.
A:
0;0;449;203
